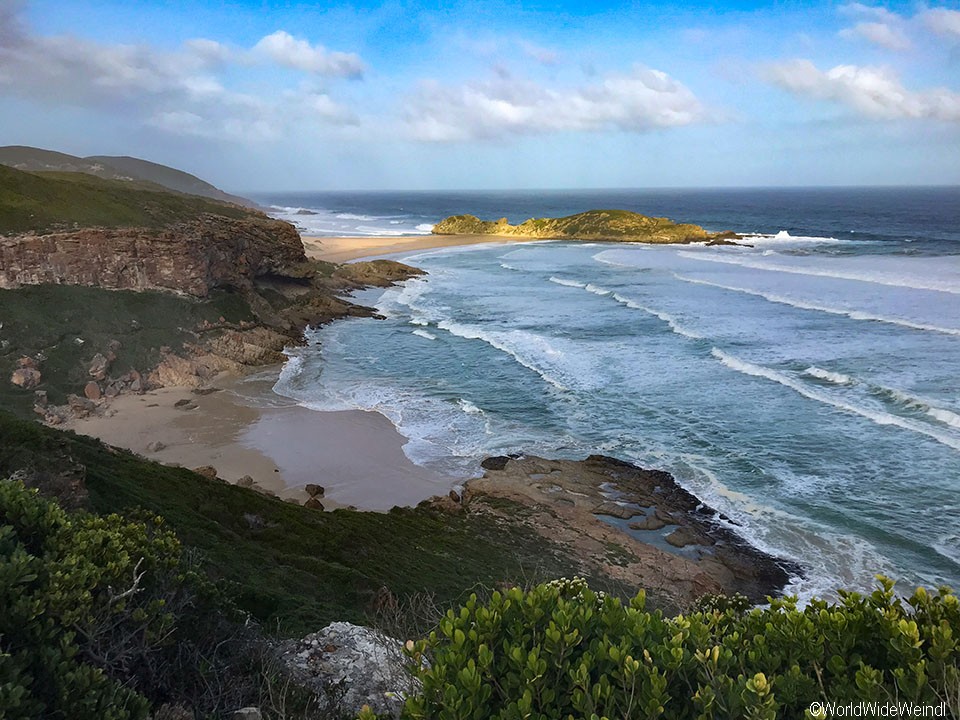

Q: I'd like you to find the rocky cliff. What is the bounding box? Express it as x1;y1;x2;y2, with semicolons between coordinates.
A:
433;209;738;244
0;214;307;297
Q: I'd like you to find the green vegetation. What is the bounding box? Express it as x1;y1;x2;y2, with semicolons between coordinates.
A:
402;576;960;720
0;164;256;235
0;478;264;719
0;285;255;414
432;210;732;244
4;415;959;718
0;145;255;208
0;412;587;636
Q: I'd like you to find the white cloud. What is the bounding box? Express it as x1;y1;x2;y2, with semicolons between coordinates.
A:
837;3;911;51
0;5;364;141
252;31;364;77
922;8;960;38
839;21;911;51
404;66;706;142
765;59;960;122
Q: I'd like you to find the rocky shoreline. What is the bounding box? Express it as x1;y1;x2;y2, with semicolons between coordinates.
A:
3;211;799;605
446;454;800;607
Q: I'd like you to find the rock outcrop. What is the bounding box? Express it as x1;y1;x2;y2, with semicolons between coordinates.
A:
0;214;307;297
433;209;739;244
459;454;801;608
280;622;418;719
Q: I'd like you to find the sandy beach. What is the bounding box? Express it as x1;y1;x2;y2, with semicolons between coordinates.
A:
302;233;528;263
68;368;455;512
65;231;498;511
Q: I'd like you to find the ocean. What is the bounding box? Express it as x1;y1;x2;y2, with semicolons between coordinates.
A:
253;187;960;599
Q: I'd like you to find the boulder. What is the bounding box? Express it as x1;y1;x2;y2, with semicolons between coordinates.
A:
10;367;41;388
83;381;102;400
305;483;325;498
16;355;37;368
145;441;167;453
88;352;110;380
480;455;511;471
629;514;667;532
279;622;419;719
236;475;255;487
665;527;699;548
304;498;325;511
33;389;48;407
66;394;96;417
193;465;218;480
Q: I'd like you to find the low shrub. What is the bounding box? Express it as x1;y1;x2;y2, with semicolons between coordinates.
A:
402;576;960;719
0;478;267;719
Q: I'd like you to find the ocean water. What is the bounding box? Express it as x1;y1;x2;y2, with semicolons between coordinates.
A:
262;187;960;599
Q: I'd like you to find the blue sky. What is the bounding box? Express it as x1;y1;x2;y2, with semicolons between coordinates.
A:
1;0;959;190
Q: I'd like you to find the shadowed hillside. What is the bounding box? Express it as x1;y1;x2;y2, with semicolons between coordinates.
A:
0;145;255;207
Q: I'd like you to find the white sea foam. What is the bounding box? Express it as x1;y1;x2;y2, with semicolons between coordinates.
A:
584;283;612;296
336;213;377;221
265;205;434;238
711;348;960;451
676;252;960;296
741;230;843;246
436;320;570;390
867;384;960;430
458;399;484;415
412;329;437;340
548;276;586;288
673;274;960;336
804;366;855;385
550;274;699;338
928;408;960;430
500;263;520;271
611;294;700;339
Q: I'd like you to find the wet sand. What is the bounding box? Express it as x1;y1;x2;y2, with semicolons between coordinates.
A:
67;374;454;511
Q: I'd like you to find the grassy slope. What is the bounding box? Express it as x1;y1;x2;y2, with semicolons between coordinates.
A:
0;412;582;636
87;155;255;207
0;164;255;234
0;285;255;413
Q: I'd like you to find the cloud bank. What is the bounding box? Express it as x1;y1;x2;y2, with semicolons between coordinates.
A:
404;66;706;141
0;4;362;141
766;59;960;122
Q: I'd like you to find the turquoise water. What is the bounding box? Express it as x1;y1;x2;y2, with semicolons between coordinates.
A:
267;189;960;599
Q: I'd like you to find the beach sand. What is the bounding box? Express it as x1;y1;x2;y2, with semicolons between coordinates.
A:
66;231;495;511
67;374;454;511
303;233;527;263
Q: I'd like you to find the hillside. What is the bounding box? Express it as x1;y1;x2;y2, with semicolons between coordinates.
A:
87;154;256;207
0;163;256;234
0;145;255;207
0;410;595;633
433;209;738;244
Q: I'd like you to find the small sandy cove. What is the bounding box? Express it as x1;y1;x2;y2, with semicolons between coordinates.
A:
302;233;525;262
67;376;453;511
67;231;532;510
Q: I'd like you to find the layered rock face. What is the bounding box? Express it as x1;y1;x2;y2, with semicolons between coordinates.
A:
0;214;306;297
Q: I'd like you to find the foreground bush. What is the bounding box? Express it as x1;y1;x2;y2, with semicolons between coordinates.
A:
402;577;960;719
0;478;268;719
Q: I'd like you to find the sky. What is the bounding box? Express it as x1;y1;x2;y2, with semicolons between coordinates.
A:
1;0;959;191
